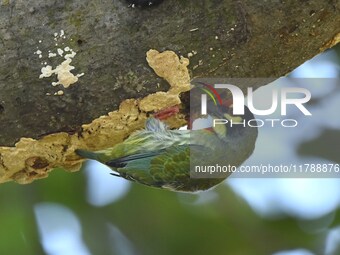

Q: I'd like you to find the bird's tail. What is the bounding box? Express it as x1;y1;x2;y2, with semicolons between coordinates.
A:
75;149;99;161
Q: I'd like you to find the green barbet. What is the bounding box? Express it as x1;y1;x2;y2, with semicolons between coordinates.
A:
76;106;257;192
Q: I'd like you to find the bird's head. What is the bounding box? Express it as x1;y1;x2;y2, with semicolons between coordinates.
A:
210;99;256;141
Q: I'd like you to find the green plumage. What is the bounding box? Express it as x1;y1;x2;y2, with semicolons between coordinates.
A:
76;115;257;192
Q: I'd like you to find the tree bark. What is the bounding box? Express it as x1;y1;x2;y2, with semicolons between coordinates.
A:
0;0;339;183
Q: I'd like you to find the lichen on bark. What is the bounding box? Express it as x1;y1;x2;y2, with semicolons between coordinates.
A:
0;50;189;184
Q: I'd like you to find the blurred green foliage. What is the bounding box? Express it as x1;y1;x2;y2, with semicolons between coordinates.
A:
0;167;339;255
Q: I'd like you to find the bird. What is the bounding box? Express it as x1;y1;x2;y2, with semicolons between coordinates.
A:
76;103;257;192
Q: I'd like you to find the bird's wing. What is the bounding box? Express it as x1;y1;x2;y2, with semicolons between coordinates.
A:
105;149;166;168
149;145;191;181
111;144;212;189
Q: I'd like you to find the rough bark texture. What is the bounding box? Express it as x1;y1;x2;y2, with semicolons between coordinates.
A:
1;0;340;146
0;0;339;183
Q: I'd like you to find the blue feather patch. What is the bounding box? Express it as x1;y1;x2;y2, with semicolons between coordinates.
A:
145;118;168;132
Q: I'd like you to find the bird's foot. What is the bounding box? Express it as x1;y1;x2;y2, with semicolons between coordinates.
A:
154;105;180;120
